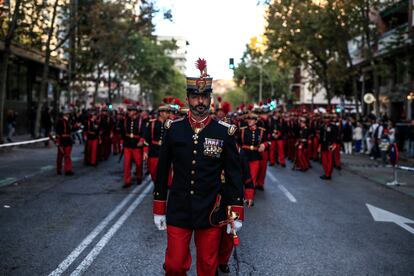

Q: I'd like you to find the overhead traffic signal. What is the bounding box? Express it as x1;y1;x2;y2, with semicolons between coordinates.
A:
229;58;235;70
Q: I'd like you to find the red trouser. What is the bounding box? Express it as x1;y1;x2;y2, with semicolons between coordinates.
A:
148;157;159;183
101;135;111;160
249;160;260;187
276;140;286;166
165;225;221;276
311;136;319;160
57;146;73;173
295;146;309;171
218;226;233;265
333;143;341;168
112;133;121;155
257;151;268;187
86;139;98;166
123;147;143;185
321;150;333;177
287;138;296;160
269;141;277;165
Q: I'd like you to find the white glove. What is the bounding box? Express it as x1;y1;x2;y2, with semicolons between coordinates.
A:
226;220;242;234
154;215;167;231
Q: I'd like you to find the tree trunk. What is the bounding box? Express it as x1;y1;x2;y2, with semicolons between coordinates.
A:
0;0;22;143
353;74;360;116
107;67;112;102
372;63;380;118
93;66;102;104
34;0;59;138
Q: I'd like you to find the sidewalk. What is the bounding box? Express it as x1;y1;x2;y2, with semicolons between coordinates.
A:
341;153;414;199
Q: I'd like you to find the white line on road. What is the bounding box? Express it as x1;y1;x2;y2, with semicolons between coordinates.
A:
48;177;150;276
266;171;278;183
70;183;153;276
266;171;297;203
278;185;297;203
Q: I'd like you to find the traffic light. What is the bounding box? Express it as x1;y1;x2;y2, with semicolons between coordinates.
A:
229;58;235;70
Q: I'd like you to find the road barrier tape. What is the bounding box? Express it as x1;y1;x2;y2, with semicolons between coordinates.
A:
0;137;50;148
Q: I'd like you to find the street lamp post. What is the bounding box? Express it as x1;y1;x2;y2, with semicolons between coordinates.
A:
259;64;263;103
407;92;414;120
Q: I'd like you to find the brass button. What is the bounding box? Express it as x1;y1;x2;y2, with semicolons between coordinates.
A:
192;160;196;165
193;150;197;154
191;180;194;184
190;190;194;195
194;141;198;144
191;170;195;175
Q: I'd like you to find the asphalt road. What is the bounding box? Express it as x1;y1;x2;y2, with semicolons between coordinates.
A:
0;147;413;276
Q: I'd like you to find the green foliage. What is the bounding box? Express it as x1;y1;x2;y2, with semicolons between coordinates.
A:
233;46;291;103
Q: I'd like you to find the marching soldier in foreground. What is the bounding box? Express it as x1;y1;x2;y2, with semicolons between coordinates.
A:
84;109;100;166
153;58;244;276
319;113;337;180
55;108;74;176
120;105;145;188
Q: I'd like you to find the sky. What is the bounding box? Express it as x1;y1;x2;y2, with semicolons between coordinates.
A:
154;0;266;80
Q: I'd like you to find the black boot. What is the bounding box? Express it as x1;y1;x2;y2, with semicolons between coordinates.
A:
218;264;230;273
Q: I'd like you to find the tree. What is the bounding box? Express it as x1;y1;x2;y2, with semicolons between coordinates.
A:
0;0;24;143
233;45;291;103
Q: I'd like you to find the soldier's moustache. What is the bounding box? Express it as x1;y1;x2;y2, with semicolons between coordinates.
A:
189;103;209;116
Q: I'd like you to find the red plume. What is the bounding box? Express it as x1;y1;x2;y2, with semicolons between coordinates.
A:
167;97;173;103
195;58;207;74
248;104;254;111
222;101;231;114
173;98;181;105
259;101;263;106
162;98;168;103
267;98;271;104
240;103;245;109
178;102;185;107
217;96;222;103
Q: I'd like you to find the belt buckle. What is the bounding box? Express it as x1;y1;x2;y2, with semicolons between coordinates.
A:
159;141;162;146
250;145;254;150
130;133;134;138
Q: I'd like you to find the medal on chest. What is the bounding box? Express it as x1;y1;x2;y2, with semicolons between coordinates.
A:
203;138;224;158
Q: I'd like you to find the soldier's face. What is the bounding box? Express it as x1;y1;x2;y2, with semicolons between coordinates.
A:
187;93;211;116
159;111;170;120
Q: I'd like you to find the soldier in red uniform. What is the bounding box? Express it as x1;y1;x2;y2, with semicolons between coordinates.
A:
294;117;310;171
153;59;244;276
98;106;113;161
55;109;74;175
273;112;287;167
120;105;145;188
238;112;269;190
84;109;100;166
319;113;337;180
112;109;124;155
257;104;271;189
332;114;342;170
144;104;171;183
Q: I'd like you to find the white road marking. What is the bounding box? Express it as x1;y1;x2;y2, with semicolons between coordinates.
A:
366;203;414;235
266;171;297;203
70;184;153;276
266;171;277;183
48;178;150;276
278;185;297;203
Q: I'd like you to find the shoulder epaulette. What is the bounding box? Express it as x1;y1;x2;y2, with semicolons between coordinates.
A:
164;119;173;129
164;117;184;129
150;118;156;122
259;127;266;131
239;126;247;129
218;120;231;128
